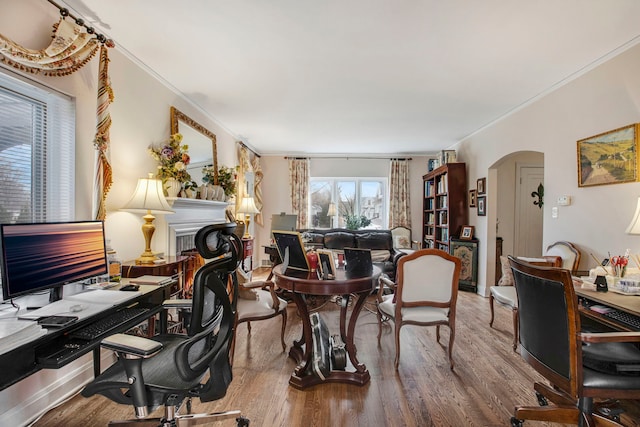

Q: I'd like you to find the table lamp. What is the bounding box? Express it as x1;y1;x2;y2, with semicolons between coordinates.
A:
237;196;259;239
327;202;337;228
121;173;174;264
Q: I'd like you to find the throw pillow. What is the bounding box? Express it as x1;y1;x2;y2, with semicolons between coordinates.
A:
497;255;514;287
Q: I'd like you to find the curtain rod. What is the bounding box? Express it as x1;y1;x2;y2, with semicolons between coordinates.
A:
47;0;114;46
238;141;261;158
284;156;412;160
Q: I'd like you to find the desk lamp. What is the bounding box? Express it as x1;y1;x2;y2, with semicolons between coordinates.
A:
237;196;259;239
122;173;174;264
327;202;337;228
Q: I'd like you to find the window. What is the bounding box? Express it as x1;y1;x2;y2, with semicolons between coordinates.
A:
0;70;75;223
310;178;387;229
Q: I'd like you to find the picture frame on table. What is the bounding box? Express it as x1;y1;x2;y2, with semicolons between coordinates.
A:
468;189;477;207
477;196;486;216
577;123;639;187
460;226;474;240
317;249;336;279
477;177;486;194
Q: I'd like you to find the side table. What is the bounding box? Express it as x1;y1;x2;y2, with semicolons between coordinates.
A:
241;237;254;272
121;255;190;297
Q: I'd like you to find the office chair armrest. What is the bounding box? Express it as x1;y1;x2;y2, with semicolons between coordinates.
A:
101;333;163;358
163;299;192;310
581;331;640;344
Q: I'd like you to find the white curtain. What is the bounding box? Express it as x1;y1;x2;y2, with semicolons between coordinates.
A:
389;159;411;228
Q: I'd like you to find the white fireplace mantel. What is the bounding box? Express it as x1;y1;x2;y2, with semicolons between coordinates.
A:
164;197;228;256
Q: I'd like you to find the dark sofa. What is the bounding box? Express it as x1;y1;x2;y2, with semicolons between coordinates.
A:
298;228;405;279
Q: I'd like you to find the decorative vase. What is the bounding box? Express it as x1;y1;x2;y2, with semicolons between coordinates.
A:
164;178;181;198
199;184;208;200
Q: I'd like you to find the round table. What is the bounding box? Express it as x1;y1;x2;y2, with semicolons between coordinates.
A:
273;264;380;389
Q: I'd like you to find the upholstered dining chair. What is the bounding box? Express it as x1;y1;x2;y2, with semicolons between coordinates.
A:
376;248;461;370
390;225;421;255
507;256;640;427
230;267;288;363
489;240;580;351
81;223;249;426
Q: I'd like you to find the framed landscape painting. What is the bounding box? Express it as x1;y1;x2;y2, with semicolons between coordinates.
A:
577;124;639;187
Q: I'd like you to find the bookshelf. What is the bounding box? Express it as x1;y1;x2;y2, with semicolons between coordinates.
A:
422;163;467;252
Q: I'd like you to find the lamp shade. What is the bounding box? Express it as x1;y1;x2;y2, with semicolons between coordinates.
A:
327;202;337;216
627;196;640;234
122;173;174;214
237;196;259;214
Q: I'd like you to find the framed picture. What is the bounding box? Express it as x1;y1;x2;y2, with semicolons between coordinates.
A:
477;196;486;216
449;239;478;292
577;123;639;187
468;189;477;207
460;226;474;240
272;231;310;271
317;249;336;279
477;177;486;194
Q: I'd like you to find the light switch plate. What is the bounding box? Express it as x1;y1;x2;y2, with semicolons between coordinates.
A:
551;207;559;218
557;195;571;206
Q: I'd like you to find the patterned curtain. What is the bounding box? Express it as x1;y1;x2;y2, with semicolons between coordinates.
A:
389;159;411;228
0;18;101;76
236;144;251;214
93;46;114;220
289;158;309;229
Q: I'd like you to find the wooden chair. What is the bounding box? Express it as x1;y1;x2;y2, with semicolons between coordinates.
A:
545;240;581;273
376;249;461;370
390;225;421;255
507;256;640;427
230;268;288;363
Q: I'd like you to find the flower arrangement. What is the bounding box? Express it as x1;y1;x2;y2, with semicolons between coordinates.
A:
203;164;238;197
148;133;192;183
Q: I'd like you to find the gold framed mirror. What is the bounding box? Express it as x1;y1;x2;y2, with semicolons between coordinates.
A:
170;106;218;184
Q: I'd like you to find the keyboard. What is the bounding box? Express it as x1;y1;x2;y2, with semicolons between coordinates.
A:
70;307;150;340
603;309;640;330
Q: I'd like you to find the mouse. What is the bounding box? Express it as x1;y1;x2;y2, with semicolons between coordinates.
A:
120;284;139;291
69;304;84;313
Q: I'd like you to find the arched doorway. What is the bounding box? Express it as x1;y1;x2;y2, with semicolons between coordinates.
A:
488;151;544;287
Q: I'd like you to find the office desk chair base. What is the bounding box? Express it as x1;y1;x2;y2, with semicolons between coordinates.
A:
108;409;249;426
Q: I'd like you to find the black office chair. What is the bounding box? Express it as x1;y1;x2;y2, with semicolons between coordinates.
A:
508;256;640;427
82;223;249;426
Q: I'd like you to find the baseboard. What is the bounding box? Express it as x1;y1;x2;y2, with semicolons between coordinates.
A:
0;351;116;426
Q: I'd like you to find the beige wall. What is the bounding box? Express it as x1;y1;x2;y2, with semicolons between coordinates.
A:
458;41;640;296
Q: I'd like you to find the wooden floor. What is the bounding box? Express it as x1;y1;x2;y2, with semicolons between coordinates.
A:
32;270;640;427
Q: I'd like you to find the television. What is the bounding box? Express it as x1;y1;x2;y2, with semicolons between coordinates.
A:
0;221;108;302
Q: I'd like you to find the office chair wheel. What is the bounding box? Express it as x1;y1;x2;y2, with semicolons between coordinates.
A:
236;416;250;426
535;391;548;406
510;416;524;427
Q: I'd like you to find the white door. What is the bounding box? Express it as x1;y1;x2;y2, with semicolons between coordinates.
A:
514;166;544;257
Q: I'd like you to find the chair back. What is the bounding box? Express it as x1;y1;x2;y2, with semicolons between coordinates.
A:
508;256;581;398
396;249;460;306
391;226;412;249
545;241;581;273
175;223;242;402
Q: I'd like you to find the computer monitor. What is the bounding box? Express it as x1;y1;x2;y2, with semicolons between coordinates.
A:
0;221;108;302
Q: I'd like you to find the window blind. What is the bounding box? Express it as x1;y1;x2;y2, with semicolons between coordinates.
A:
0;69;75;223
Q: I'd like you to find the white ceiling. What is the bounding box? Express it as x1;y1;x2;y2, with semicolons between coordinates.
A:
62;0;640;156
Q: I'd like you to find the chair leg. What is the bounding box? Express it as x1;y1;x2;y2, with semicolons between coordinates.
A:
279;310;287;351
489;293;495;327
512;307;519;352
377;306;383;344
394;323;401;370
436;324;441;343
447;324;455;370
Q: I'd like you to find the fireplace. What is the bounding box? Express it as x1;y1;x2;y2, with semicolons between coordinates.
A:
164;198;228;295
